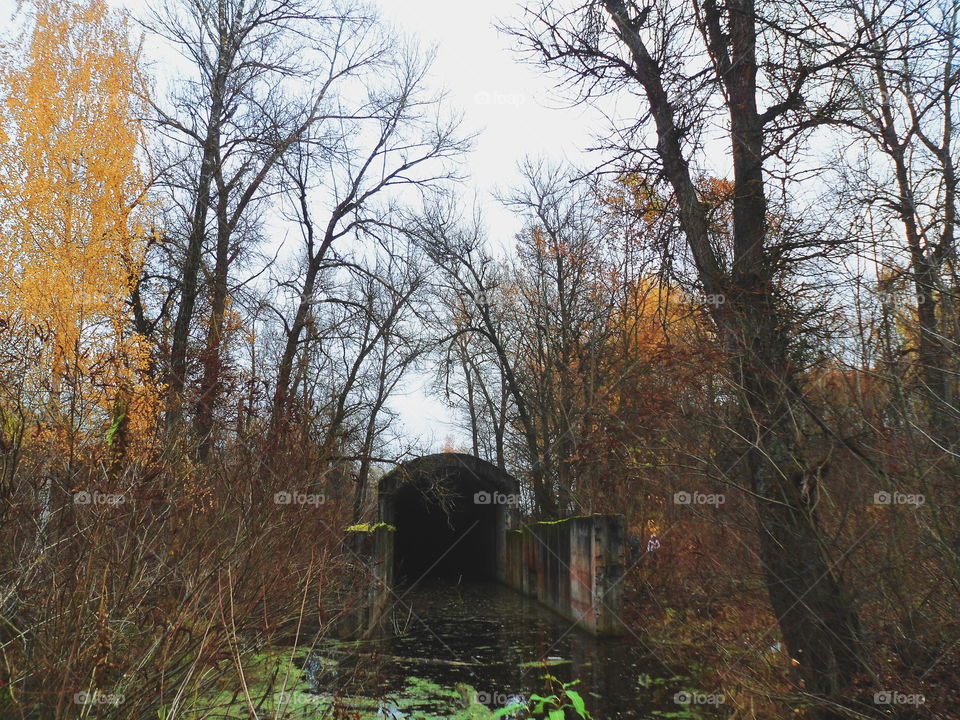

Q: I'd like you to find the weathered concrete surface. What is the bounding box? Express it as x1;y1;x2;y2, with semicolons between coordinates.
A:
378;453;518;582
341;523;394;638
348;453;625;637
504;515;625;636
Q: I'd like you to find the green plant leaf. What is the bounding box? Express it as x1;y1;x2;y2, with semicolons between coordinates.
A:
566;689;587;717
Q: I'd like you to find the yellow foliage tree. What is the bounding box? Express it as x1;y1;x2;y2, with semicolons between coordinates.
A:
0;0;157;469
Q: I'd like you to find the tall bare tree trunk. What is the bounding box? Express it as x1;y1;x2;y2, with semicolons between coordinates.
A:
165;28;229;431
195;183;231;461
167;127;218;429
602;0;867;705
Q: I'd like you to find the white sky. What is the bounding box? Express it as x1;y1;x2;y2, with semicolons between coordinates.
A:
364;0;610;451
4;0;616;452
101;0;609;241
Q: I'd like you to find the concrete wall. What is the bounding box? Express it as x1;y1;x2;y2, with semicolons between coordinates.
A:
494;500;518;584
341;523;394;639
504;515;625;636
342;491;625;638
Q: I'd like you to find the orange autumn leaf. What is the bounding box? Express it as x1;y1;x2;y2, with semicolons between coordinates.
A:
0;0;158;455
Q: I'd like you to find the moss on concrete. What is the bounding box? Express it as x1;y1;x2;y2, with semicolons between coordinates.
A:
509;515;594;533
345;522;396;533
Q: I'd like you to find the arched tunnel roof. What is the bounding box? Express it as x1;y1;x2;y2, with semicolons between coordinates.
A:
378;452;518;498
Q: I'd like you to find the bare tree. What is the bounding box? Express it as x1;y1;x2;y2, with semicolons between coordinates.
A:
413;200;564;516
145;0;380;450
425;164;688;517
838;0;960;439
268;43;467;435
504;0;889;708
499;160;624;512
437;332;511;466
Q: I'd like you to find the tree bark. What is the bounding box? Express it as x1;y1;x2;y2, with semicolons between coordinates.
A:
605;0;866;704
167;111;220;429
194;167;231;461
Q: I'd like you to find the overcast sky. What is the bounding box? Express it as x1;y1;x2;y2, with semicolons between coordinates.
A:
363;0;610;451
88;0;613;452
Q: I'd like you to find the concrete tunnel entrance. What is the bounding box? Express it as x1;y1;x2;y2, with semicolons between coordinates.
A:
378;453;518;584
350;452;624;636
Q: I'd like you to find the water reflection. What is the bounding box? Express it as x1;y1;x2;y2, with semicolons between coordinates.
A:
309;580;722;719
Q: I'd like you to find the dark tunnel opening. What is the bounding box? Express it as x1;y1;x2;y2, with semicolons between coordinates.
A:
381;454;516;584
392;485;500;582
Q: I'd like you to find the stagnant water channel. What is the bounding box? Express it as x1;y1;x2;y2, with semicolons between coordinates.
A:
291;580;724;719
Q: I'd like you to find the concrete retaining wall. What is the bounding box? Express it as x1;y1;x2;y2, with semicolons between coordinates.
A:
504;515;625;635
341;523;394;638
341;513;626;638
